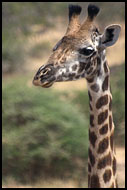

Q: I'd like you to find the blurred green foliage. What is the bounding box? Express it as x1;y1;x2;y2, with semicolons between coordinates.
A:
2;77;88;183
110;64;125;144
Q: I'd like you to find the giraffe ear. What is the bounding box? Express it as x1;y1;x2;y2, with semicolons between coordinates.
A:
101;24;121;47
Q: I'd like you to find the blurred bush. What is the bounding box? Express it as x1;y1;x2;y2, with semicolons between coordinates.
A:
2;32;25;73
2;77;88;183
110;64;125;144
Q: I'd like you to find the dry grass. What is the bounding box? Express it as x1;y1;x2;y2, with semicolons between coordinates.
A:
116;147;125;188
3;178;78;188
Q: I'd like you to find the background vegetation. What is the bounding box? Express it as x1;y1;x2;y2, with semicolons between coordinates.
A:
2;2;125;188
2;2;125;73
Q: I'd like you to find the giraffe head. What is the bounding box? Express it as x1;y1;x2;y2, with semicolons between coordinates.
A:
33;4;121;88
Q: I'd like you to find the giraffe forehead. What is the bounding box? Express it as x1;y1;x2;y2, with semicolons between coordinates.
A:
54;47;74;59
50;43;78;63
53;32;94;53
48;29;100;66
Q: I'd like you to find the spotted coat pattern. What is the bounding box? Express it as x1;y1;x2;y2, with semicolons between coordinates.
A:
87;50;117;188
33;4;120;188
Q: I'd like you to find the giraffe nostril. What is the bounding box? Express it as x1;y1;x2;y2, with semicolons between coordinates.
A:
41;65;55;78
42;68;51;75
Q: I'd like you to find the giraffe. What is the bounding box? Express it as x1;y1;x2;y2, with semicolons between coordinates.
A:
33;4;121;188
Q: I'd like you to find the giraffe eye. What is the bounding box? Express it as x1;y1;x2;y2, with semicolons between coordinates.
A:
79;47;94;56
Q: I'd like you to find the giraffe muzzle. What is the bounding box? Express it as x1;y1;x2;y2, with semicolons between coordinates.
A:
33;64;56;88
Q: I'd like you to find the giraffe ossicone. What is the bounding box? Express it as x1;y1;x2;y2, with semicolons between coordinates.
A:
33;4;121;188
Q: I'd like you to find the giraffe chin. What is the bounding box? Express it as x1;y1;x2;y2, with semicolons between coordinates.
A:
33;79;54;88
41;81;54;88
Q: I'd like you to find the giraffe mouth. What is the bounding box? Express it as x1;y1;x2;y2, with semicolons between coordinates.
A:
33;78;55;88
41;81;54;88
33;64;56;88
33;74;56;88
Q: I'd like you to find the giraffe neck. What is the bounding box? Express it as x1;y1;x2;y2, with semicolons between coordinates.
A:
87;51;118;188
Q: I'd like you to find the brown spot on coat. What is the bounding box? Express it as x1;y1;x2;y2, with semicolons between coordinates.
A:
110;133;114;151
99;124;108;135
75;75;80;79
89;130;97;148
72;64;77;71
103;169;112;183
103;61;108;73
91;83;99;92
102;75;109;91
109;96;112;111
90;174;100;188
87;77;94;83
89;148;95;167
85;62;91;71
87;67;94;75
97;57;101;65
68;73;76;78
88;91;92;101
97;152;111;169
113;157;117;176
98;137;109;154
96;94;108;109
109;115;112;131
98;109;108;125
78;62;85;73
97;69;101;76
90;114;94;127
88;163;91;172
91;68;98;76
